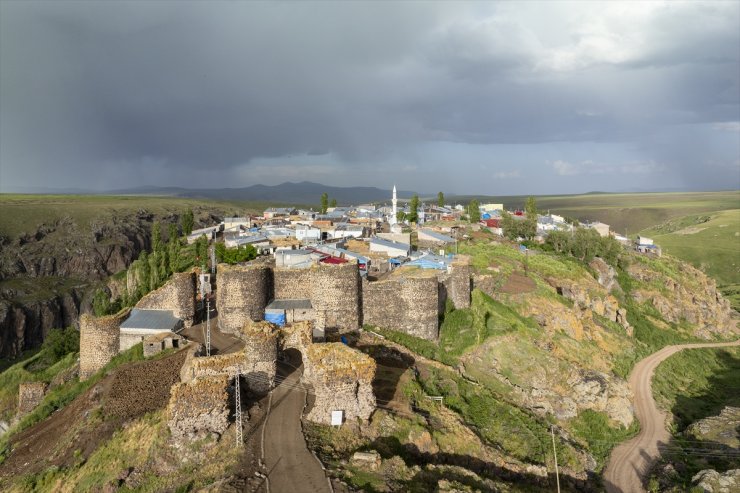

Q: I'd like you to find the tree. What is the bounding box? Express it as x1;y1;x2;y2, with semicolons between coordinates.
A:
320;193;329;214
215;242;258;265
151;221;162;254
181;208;194;236
92;288;112;317
525;196;537;217
468;199;481;223
330;198;337;208
41;327;80;362
437;191;445;207
407;194;420;223
396;210;407;223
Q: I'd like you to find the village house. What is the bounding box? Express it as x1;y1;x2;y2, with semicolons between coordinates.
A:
119;308;183;351
369;237;411;257
587;221;611;237
417;228;455;249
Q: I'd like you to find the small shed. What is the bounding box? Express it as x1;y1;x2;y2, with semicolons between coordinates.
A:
265;299;314;326
119;309;182;351
143;332;185;357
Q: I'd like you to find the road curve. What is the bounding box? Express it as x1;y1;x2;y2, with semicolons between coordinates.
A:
263;351;330;493
603;340;740;493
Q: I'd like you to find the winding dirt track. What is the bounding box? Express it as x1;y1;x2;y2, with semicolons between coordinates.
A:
603;340;740;493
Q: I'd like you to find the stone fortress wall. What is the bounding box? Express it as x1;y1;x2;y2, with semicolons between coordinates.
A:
226;255;471;341
362;272;440;340
17;382;47;416
79;308;130;380
217;262;272;334
303;343;376;425
274;262;361;333
136;272;198;327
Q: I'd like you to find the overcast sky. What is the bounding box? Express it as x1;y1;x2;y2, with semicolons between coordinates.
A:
1;1;738;195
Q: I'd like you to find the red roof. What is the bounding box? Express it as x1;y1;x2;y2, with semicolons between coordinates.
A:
320;256;348;264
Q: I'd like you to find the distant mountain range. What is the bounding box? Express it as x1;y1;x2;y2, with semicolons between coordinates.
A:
5;182;421;205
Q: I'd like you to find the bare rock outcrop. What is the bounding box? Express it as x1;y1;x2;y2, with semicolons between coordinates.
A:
692;469;740;493
628;260;737;338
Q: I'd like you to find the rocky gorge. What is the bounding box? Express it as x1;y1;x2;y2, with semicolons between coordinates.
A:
0;206;228;359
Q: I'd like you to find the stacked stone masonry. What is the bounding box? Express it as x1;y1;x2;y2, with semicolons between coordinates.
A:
274;262;361;333
17;382;47;416
79;309;129;380
136;272;197;327
217;263;272;334
303;343;376;424
240;322;279;394
167;374;231;441
363;272;440;340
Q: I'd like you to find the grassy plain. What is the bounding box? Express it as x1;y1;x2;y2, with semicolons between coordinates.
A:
640;209;740;286
453;190;739;234
0;194;279;239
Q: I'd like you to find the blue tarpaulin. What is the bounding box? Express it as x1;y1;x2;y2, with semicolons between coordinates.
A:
264;312;286;326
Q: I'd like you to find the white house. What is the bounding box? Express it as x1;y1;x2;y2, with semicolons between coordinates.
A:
369;237;410;257
637;236;654;246
296;225;321;243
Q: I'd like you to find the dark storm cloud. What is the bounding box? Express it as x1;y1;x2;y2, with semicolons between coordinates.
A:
1;1;738;193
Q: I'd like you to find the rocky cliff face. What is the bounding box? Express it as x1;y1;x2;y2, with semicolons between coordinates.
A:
0;208;225;359
628;258;736;339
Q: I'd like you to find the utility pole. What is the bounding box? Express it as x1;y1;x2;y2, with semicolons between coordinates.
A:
235;366;243;447
206;298;211;357
210;244;216;275
551;426;561;493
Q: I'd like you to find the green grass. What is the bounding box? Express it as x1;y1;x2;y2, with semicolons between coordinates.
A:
0;344;145;464
640;209;740;286
652;347;740;431
451;190;740;235
370;289;537;367
415;366;580;468
0;194;269;239
569;410;638;470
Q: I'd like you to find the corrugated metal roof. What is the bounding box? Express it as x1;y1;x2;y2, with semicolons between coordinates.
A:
370;237;410;250
266;299;313;310
419;229;455;243
120;309;180;331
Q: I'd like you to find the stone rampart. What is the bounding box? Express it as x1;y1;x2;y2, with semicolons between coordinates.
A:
273;268;314;300
217;263;272;334
303;343;376;424
280;320;312;354
136;272;197;327
240;321;279;394
17;382;47;416
447;256;471;309
362;271;439;340
80;309;129;380
167;374;231;441
185;352;247;381
274;262;361;333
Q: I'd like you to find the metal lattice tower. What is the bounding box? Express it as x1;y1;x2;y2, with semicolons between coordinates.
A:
234;366;243;447
206;299;211;357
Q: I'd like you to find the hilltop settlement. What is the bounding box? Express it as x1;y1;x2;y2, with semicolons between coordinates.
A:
2;187;736;493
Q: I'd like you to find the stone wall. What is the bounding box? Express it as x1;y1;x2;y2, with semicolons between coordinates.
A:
362;271;439;340
303;343;376;424
136;272;197;327
17;382;47;416
274;262;361;333
79;309;129;380
446;256;471;309
217;263;272;334
184;351;247;381
235;321;280;394
167;374;231;441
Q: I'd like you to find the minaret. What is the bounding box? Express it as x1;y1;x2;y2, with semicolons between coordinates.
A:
391;185;398;225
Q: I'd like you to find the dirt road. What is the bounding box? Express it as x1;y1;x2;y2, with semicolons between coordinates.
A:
180;315;244;355
603;340;740;493
263;351;329;493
